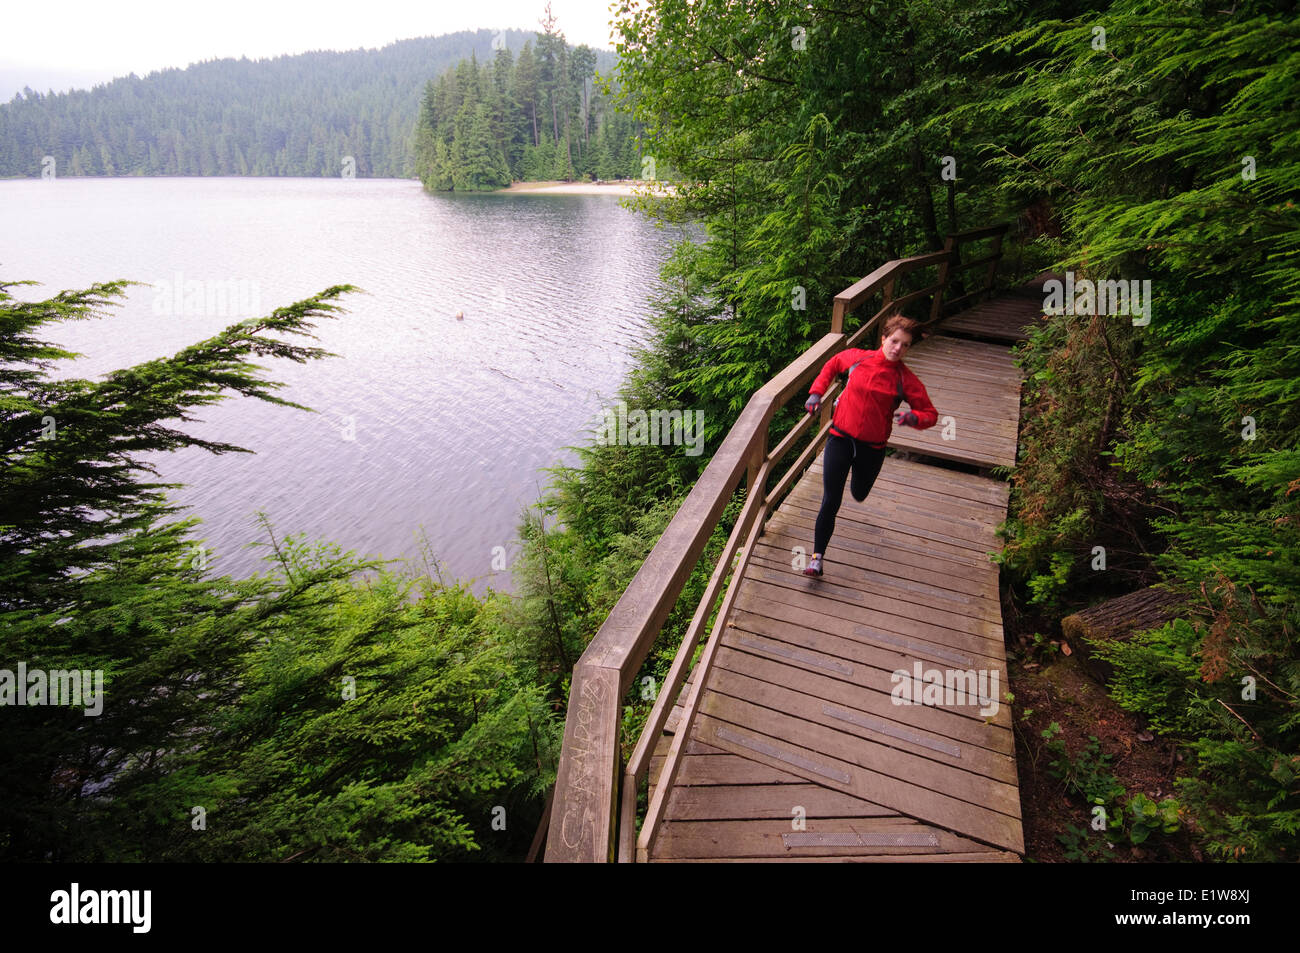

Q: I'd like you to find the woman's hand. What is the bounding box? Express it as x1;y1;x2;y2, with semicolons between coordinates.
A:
895;410;919;427
805;393;822;414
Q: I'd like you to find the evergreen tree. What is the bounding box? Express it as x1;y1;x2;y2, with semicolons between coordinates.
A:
1;278;558;860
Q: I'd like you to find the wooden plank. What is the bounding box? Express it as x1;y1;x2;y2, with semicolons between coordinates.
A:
904;379;1020;407
704;664;1016;782
758;517;1000;589
801;462;1008;514
944;299;1042;317
884;454;1012;500
654;752;811;786
741;562;1003;641
869;471;1011;514
624;470;765;795
913;358;1019;385
901;390;1020;421
909;340;1018;365
748;548;1004;627
652;817;994;860
714;637;1013;747
886;439;1012;471
940;313;1039;342
693;711;1024;852
757;528;993;599
650;735;726;795
849;482;1010;530
662;850;1022;862
781;489;1002;556
664;784;898;822
730;591;1011;680
943;304;1040;322
699;691;1019;816
915;338;1026;363
760;510;1000;569
766;499;1002;567
736;562;1009;654
903;357;1018;387
903;353;1021;383
942;311;1038;327
821;480;1006;539
731;588;1012;680
897;404;1022;434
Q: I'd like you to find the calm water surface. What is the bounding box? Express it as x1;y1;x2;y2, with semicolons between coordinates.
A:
0;177;678;590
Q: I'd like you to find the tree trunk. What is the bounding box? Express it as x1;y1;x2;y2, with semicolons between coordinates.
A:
1061;587;1187;683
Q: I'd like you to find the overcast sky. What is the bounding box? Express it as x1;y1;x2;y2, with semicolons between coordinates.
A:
2;0;624;99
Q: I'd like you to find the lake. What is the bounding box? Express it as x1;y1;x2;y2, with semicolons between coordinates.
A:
0;176;679;591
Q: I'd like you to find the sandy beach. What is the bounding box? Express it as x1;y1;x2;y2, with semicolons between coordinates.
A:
500;180;675;197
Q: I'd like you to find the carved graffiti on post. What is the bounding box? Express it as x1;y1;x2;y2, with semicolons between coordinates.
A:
559;672;609;853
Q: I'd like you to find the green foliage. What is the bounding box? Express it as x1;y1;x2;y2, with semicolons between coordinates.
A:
1;277;555;861
609;0;1051;439
1127;792;1182;845
1057;823;1116;863
1090;618;1213;736
996;306;1142;609
156;538;555;862
1043;723;1184;857
1044;729;1127;808
965;0;1299;860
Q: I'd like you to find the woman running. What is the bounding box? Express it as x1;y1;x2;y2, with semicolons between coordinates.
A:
801;312;938;577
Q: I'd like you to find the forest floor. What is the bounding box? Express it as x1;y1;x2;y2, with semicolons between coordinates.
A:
1003;599;1203;863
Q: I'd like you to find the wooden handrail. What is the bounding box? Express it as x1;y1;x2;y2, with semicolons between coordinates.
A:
545;224;1010;862
930;224;1009;322
947;223;1009;243
831;249;953;334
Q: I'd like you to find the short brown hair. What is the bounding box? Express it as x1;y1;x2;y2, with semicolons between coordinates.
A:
882;312;921;344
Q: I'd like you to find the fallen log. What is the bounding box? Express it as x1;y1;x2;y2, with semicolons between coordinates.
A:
1060;587;1188;683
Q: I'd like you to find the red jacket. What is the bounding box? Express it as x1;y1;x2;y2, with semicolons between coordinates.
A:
809;348;938;446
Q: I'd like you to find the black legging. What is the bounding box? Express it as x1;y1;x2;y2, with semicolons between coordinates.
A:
814;433;886;556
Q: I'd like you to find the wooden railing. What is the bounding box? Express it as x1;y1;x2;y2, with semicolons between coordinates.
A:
542;223;1008;862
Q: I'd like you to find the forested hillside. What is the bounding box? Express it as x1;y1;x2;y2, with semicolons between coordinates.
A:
413;12;643;189
0;29;550;178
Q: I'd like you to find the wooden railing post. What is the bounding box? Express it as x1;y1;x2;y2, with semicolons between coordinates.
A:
985;229;1005;300
746;432;767;494
930;235;956;324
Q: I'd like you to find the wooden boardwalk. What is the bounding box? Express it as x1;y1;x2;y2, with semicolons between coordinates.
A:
640;306;1038;861
543;230;1050;864
938;271;1058;344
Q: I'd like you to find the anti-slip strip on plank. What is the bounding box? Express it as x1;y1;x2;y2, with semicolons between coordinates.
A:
782;831;941;848
853;626;974;667
714;724;852;784
821;704;962;759
737;635;853;676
